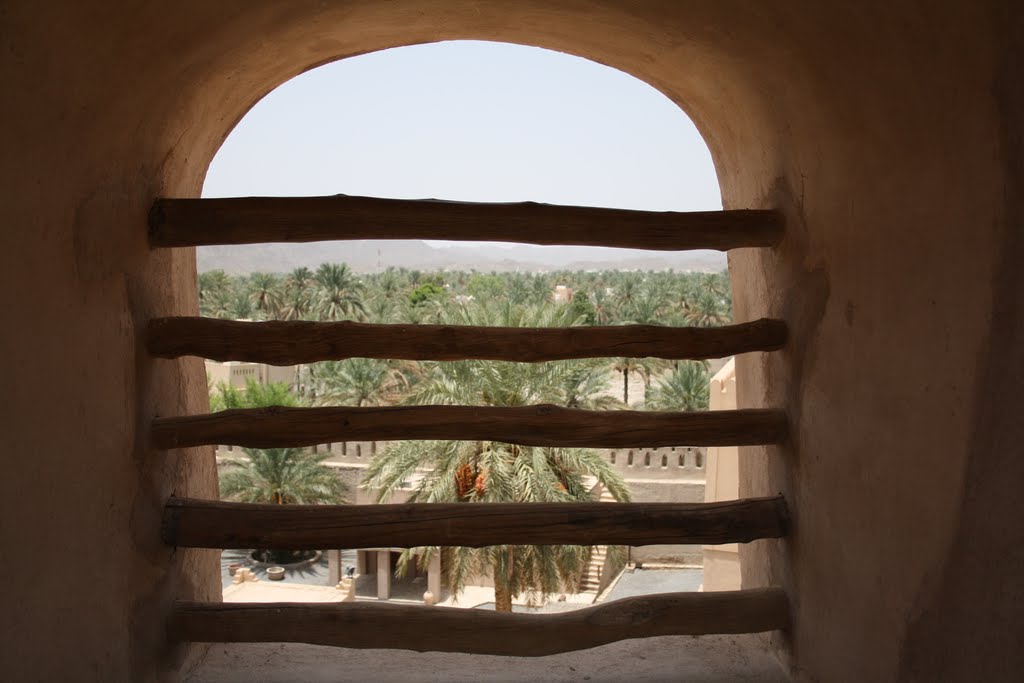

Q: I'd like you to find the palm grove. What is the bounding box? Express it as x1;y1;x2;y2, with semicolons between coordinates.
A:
206;264;731;610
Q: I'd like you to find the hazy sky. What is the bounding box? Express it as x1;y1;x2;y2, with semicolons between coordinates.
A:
202;40;721;248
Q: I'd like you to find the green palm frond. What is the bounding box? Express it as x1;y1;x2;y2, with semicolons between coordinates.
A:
646;361;710;412
355;293;644;609
219;447;348;505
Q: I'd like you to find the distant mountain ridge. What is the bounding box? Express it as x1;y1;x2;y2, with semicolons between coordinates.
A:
197;240;727;274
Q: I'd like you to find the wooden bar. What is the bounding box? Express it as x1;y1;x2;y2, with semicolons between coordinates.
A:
151;406;787;449
147;317;786;364
169;588;790;655
162;495;789;549
148;195;783;251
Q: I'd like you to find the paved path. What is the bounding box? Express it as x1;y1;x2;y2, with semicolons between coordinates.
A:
604;567;704;601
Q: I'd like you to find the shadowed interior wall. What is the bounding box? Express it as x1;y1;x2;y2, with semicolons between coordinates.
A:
2;2;1021;681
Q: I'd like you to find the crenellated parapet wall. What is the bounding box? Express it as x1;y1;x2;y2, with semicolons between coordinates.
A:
216;440;381;461
216;441;705;482
602;446;706;482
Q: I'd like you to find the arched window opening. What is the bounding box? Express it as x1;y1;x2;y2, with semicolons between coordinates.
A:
195;40;736;611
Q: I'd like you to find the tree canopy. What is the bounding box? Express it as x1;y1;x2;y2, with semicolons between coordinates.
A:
362;303;631;611
202;263;732;608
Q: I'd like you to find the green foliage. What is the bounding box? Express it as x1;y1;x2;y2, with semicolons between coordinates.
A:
199;264;735;604
247;272;283;319
408;282;445;306
276;267;315;321
313;263;366;321
567;289;597;325
362;302;631;610
198;269;231;308
557;358;622;410
209;378;300;412
645;361;711;411
310;358;405;407
212;384;338;512
197;263;732;329
200;264;733;413
220;447;348;505
466;273;505;301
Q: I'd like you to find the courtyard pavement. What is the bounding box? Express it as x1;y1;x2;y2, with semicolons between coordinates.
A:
221;547;704;610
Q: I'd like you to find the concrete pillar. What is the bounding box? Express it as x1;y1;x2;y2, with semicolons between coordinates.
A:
327;549;341;585
355;550;366;577
376;550;391;600
425;551;441;605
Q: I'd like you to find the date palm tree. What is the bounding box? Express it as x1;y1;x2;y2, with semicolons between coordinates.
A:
612;356;641;405
312;357;406;407
313;262;366;321
276;267;314;320
682;272;732;327
505;273;532;305
559;358;623;411
363;303;630;612
226;290;254;320
276;286;312;321
220;447;348;505
202;287;234;319
591;287;613;324
247;272;283;319
612;277;640;322
631;291;667;325
365;295;396;324
198;269;232;313
645;361;710;411
220;446;348;564
286;266;314;294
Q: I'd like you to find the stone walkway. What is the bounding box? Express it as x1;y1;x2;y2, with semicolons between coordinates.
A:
603;566;704;601
220;548;704;610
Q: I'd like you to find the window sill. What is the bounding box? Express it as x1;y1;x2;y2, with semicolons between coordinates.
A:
185;634;787;682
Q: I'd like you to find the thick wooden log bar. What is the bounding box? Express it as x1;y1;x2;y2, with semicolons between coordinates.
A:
147;317;787;364
151;405;787;449
148;195;784;251
162;495;788;549
169;588;790;655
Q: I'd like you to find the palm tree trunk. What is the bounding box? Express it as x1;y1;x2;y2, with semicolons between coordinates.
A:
493;574;513;612
494;546;515;612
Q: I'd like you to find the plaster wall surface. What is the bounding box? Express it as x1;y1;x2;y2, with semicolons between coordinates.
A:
704;359;742;591
204;360;299;391
3;2;1023;681
626;480;704;565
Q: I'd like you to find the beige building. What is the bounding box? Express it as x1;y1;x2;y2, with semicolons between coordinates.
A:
205;360;298;391
702;359;742;591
